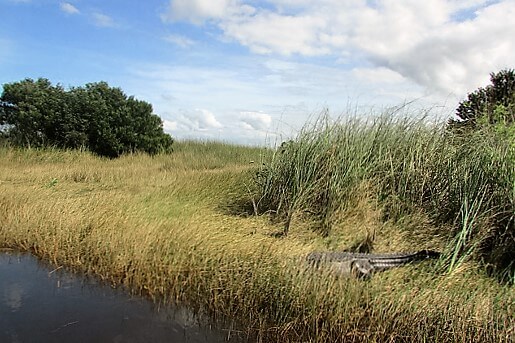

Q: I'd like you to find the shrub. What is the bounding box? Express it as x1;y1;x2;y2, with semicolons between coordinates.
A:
0;78;173;157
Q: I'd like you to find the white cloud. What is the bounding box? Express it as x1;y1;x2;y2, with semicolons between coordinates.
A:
92;12;115;27
352;67;407;85
180;109;223;131
60;2;79;15
240;111;272;131
163;119;178;132
162;0;242;24
221;12;330;55
163;34;195;48
348;0;515;95
128;58;436;146
162;0;514;97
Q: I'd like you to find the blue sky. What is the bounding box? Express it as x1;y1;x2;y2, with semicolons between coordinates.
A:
1;0;514;145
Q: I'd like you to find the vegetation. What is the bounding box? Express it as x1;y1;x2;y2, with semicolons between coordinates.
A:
449;69;515;131
254;113;513;278
0;139;512;342
0;78;173;157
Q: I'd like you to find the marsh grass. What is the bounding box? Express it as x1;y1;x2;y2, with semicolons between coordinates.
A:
0;139;513;342
254;114;514;277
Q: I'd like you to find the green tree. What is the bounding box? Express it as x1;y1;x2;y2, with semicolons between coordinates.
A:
0;78;173;157
449;69;515;130
0;78;70;147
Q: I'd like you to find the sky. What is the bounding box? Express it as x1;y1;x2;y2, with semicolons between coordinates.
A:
1;0;514;145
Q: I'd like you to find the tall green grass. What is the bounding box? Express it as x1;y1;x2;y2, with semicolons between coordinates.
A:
254;114;514;278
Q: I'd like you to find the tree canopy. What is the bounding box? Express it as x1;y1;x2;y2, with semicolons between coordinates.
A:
0;78;173;157
449;69;515;131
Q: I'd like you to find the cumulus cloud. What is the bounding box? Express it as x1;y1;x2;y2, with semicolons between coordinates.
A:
240;111;272;131
221;12;330;55
348;0;515;95
60;2;79;15
131;59;429;141
179;109;223;131
163;0;514;96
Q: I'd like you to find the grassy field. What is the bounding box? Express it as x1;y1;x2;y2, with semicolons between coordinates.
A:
0;129;513;342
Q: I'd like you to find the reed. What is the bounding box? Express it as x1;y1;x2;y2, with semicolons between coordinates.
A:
254;114;514;276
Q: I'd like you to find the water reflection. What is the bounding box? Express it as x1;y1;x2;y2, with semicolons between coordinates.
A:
3;283;23;312
0;252;241;343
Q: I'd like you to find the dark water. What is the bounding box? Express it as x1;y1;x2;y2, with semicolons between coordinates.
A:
0;252;240;343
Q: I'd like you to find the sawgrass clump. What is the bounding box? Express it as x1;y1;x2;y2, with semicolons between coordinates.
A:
254;113;514;278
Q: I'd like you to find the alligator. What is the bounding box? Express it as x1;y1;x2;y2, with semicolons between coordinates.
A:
306;250;441;278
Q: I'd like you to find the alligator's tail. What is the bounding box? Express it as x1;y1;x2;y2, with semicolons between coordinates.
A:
417;250;441;259
306;250;441;264
364;250;441;272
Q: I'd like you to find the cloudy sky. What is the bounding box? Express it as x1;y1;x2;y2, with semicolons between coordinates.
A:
1;0;514;145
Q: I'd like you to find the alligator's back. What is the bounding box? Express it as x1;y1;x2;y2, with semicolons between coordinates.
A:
306;250;440;277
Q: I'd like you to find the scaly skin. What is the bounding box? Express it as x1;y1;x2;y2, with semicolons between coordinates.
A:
306;250;441;277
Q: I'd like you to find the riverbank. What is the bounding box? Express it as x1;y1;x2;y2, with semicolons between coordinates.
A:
0;142;512;342
0;251;236;342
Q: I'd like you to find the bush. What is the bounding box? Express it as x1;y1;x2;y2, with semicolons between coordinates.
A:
0;78;173;157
